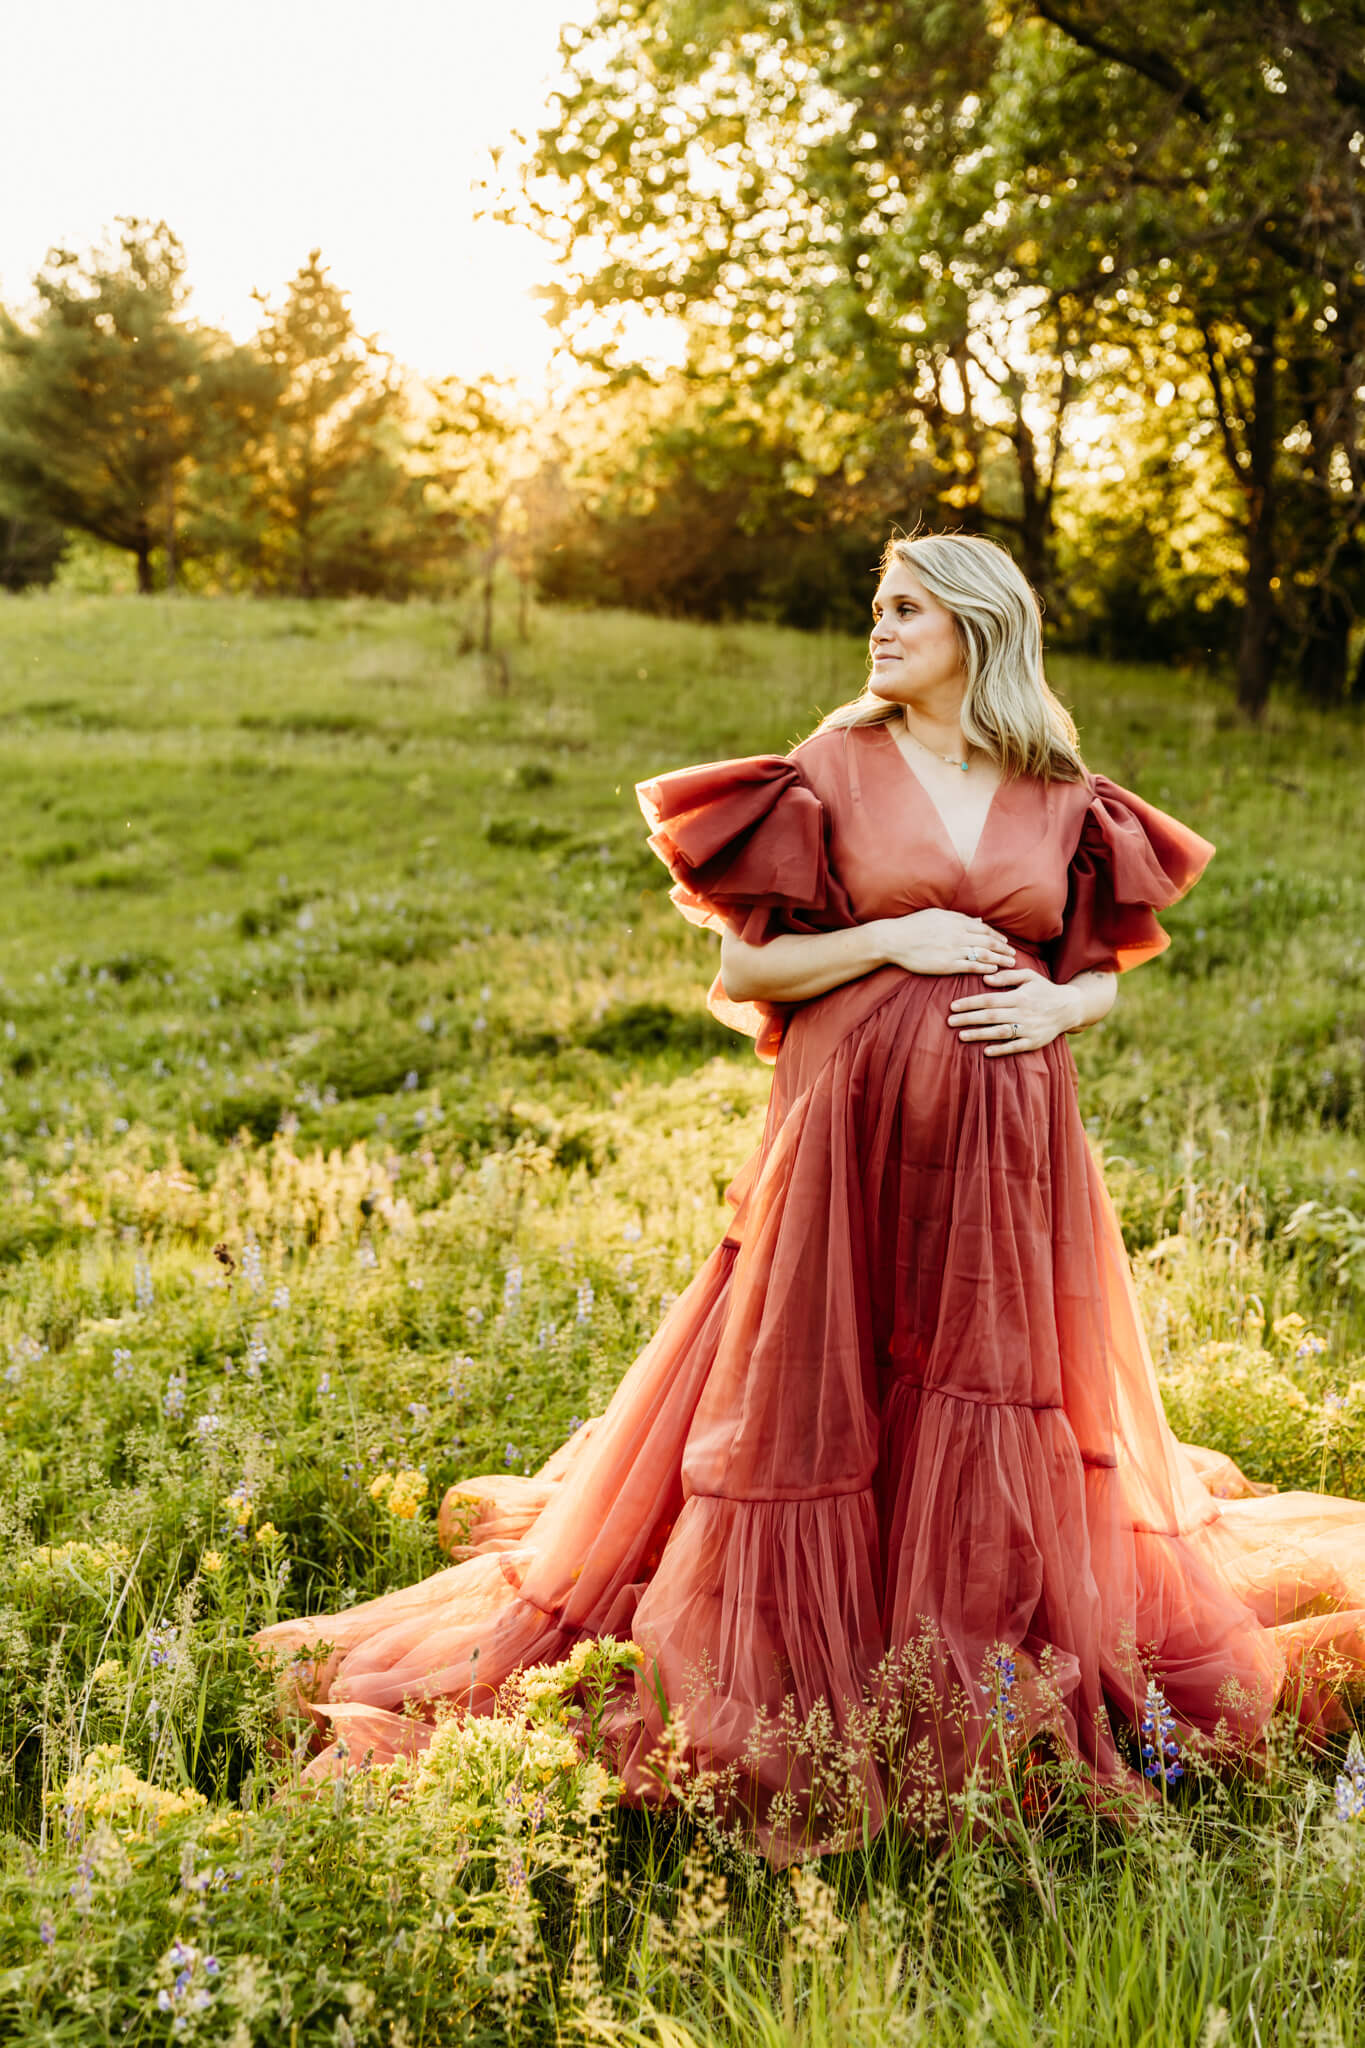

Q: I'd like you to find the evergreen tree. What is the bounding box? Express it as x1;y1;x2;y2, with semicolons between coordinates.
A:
244;253;427;597
0;220;207;592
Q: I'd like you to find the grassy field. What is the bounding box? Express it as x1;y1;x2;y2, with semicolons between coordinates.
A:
0;589;1363;2043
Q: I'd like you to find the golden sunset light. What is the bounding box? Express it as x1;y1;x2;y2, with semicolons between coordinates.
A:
0;0;598;386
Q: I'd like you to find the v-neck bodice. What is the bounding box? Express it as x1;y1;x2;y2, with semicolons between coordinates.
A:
876;720;1003;873
797;721;1071;934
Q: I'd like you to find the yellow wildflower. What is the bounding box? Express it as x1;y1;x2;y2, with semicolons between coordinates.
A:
201;1551;223;1574
387;1470;428;1520
368;1472;394;1502
54;1745;206;1833
255;1522;281;1547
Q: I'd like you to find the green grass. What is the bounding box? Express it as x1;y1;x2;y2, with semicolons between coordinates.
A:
0;588;1363;2042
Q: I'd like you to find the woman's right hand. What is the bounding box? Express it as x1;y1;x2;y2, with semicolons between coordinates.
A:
877;909;1015;978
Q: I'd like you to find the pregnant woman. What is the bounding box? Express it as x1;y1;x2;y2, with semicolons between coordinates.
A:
258;532;1365;1861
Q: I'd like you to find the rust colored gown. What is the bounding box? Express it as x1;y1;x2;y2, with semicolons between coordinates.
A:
258;722;1365;1858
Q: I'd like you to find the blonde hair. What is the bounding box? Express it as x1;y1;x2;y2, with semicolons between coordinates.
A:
816;533;1084;781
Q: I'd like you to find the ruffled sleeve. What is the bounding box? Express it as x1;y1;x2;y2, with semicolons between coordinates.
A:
636;753;854;1061
1047;774;1215;984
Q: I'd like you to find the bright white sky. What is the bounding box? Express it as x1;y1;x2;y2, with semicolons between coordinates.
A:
0;0;604;390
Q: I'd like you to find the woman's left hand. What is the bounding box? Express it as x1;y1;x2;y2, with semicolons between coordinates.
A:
946;967;1082;1056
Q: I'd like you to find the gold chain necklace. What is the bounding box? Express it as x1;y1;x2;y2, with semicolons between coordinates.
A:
899;712;972;773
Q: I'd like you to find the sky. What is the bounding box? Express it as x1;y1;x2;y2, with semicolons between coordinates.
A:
0;0;603;390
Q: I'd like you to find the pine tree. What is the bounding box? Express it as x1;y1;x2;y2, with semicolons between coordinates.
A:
245;253;426;597
0;220;207;592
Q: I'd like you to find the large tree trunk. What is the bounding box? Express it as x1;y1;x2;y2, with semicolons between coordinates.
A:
1298;578;1353;704
1234;327;1279;718
1012;408;1050;602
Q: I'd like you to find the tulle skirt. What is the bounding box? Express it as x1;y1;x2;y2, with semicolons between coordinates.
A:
257;963;1365;1860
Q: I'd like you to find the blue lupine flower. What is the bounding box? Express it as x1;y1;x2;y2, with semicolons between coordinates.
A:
1140;1680;1184;1785
981;1645;1018;1728
1335;1732;1365;1822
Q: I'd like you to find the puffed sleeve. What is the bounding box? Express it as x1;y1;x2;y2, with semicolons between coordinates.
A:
1047;774;1215;983
636;753;854;1061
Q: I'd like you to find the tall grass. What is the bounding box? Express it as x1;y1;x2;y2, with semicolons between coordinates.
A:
0;589;1361;2042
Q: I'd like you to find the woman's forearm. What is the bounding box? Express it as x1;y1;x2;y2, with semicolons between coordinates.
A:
1058;969;1118;1033
719;922;893;1004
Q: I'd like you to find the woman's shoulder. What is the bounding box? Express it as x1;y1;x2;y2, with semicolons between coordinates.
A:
787;721;882;804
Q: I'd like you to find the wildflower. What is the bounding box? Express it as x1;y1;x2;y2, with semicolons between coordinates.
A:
503;1263;523;1315
406;1401;429;1429
255;1522;281;1547
7;1334;47;1382
980;1644;1018;1729
1335;1731;1365;1822
240;1238;263;1292
145;1625;178;1670
56;1745;206;1833
271;1284;290;1311
163;1373;187;1421
317;1371;331;1399
504;1443;519;1469
245;1327;267;1377
201;1551;222;1575
154;1938;220;2031
1140;1680;1184;1786
466;1304;484;1328
38;1916;55;1947
112;1347;134;1382
133;1257;154;1313
356;1236;378;1270
222;1483;253;1539
575;1280;594;1325
369;1472;394;1502
1299;1334;1330;1359
622;1220;642;1243
386;1471;428;1520
195;1411;219;1441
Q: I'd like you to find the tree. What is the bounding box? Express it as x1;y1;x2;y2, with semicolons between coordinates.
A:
241;253;427;598
0;220;207;592
522;0;1365;707
1001;0;1365;710
422;377;557;655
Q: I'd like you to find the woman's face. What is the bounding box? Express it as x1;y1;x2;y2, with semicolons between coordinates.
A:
867;561;967;707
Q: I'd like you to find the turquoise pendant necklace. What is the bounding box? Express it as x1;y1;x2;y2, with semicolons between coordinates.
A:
900;715;972;772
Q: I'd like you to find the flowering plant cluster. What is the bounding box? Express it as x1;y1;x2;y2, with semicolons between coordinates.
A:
1140;1681;1184;1787
53;1745;208;1836
1334;1731;1365;1823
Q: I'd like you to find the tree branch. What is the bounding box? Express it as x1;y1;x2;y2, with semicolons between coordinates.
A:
1030;2;1214;121
1199;322;1250;486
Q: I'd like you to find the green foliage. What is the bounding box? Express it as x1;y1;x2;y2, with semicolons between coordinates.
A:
0;221;207;592
521;0;1365;694
0;590;1361;2036
226;253;430;599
